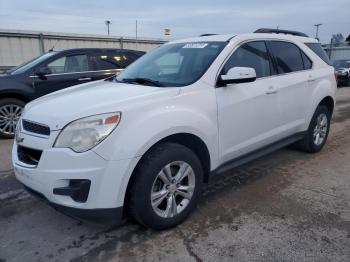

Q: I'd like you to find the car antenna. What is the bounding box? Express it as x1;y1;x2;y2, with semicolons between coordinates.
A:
48;39;59;52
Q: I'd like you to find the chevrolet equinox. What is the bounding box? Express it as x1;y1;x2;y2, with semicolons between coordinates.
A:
13;29;336;229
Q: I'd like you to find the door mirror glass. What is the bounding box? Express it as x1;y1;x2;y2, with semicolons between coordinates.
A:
219;67;256;86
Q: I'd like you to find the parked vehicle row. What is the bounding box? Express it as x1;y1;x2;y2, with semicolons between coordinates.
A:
0;48;145;138
13;29;336;229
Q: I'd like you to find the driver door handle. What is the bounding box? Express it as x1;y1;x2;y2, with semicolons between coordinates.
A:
78;77;92;81
265;86;278;95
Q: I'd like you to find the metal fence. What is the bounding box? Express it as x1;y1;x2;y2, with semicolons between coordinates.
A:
0;29;167;71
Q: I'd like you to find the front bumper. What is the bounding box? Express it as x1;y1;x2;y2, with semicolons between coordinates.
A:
12;131;141;224
24;185;124;225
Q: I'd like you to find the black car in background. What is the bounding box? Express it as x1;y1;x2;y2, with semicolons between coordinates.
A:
0;48;145;138
333;59;350;87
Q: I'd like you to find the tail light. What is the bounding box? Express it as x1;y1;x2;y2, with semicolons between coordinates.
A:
334;69;338;82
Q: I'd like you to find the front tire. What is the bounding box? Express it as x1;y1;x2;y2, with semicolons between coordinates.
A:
0;98;25;139
296;105;331;153
128;142;203;230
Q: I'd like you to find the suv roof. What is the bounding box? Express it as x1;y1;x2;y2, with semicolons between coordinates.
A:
171;32;318;44
50;48;146;54
254;28;308;37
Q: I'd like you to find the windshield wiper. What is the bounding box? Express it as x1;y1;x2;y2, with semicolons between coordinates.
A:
120;78;163;87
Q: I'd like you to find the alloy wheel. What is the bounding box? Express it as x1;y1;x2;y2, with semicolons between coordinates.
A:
313;113;328;146
151;161;195;218
0;104;22;136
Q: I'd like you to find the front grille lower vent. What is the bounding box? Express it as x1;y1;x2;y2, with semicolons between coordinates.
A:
22;119;50;136
17;145;42;166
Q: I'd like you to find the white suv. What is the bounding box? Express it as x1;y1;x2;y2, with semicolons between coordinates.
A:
13;29;336;229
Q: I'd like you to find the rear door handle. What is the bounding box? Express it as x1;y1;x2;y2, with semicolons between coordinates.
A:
265;86;278;95
78;77;92;81
308;75;316;82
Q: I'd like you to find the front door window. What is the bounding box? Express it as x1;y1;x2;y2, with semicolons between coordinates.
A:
47;54;88;74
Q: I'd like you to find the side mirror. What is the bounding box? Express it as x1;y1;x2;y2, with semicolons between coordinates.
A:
35;67;52;80
218;67;257;86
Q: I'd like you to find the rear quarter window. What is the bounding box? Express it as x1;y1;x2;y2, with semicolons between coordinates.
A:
305;43;331;65
301;51;312;70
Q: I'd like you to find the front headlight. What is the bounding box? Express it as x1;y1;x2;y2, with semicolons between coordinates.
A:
54;112;121;153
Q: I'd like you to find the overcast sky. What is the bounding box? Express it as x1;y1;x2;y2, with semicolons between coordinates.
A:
0;0;348;43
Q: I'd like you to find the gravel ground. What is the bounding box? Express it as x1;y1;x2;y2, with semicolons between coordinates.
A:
0;88;350;262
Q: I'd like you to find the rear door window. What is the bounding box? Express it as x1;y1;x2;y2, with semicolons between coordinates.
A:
305;43;331;65
269;41;304;74
91;51;121;70
116;51;138;68
92;50;140;70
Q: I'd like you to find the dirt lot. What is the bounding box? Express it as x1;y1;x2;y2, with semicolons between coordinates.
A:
1;88;350;262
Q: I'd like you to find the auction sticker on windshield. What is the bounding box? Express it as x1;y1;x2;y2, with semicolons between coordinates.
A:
183;43;208;48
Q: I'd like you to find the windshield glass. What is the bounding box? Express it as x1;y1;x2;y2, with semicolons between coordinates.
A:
116;41;227;87
333;60;350;69
8;51;58;75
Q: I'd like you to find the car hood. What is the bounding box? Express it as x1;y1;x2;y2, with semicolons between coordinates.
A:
23;80;179;130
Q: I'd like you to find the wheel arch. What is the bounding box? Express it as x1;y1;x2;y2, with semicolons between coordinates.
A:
318;96;335;116
123;132;211;207
0;92;30;103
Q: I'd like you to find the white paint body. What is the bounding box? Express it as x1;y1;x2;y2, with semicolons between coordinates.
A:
13;33;336;210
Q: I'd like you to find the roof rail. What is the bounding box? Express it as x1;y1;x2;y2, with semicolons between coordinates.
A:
199;34;217;37
254;28;309;37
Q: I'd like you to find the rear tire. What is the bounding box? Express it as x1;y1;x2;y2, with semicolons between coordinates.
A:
296;105;331;153
0;98;25;139
128;142;203;230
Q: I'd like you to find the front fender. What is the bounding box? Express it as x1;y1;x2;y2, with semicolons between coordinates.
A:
93;106;218;168
93;104;219;208
0;75;34;100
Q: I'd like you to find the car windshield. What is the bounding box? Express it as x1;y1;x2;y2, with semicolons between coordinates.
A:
333;60;350;69
116;41;227;87
8;51;58;75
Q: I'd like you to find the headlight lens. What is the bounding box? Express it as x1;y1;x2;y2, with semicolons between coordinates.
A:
54;112;121;153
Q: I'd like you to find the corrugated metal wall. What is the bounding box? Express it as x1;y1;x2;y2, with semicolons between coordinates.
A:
0;29;167;70
324;46;350;61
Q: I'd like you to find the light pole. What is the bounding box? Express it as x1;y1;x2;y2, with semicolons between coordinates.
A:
314;23;322;40
105;20;111;36
135;20;138;50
